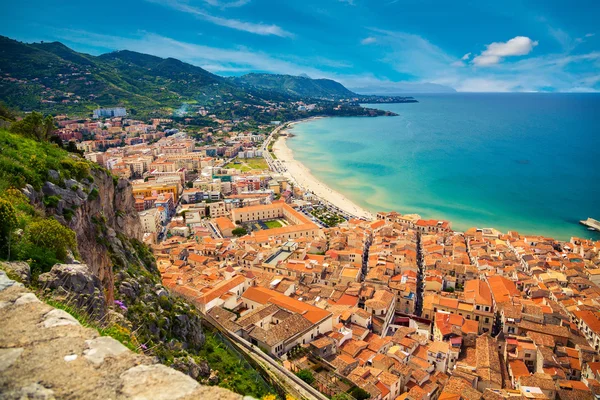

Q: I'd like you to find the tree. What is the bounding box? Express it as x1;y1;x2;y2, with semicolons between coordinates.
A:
232;227;247;237
65;141;84;156
348;387;371;400
0;102;15;122
295;369;315;385
10;112;55;142
0;198;18;258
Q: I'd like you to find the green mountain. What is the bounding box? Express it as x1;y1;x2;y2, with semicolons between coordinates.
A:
0;36;361;116
0;36;286;116
232;72;358;99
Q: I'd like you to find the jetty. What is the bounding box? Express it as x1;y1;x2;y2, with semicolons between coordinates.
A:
580;217;600;231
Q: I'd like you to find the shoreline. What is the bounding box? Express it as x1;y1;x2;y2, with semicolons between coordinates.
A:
270;119;598;242
272;120;374;220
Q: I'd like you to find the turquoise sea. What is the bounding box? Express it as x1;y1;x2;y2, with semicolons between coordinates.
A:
287;93;600;241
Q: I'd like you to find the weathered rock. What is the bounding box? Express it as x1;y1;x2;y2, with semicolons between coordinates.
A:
48;169;60;182
0;270;23;291
119;280;140;300
197;359;211;378
40;309;81;328
39;263;106;318
83;336;129;365
6;383;56;400
119;364;201;400
14;293;41;306
22;184;39;204
42;181;85;209
64;178;79;189
65;250;79;264
0;348;23;373
0;261;31;284
173;314;205;349
155;284;168;298
171;356;205;380
208;369;220;385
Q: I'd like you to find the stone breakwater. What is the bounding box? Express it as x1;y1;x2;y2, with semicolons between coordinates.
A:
0;270;244;400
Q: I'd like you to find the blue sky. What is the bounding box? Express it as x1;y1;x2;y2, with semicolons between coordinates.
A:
1;0;599;92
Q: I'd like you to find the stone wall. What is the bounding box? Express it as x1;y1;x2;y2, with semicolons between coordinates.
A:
0;270;242;400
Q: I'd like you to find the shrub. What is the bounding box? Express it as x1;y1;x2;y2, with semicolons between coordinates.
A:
18;218;77;273
88;187;99;201
232;227;247;237
43;195;61;208
295;369;315;385
73;161;90;180
63;208;75;221
349;387;371;400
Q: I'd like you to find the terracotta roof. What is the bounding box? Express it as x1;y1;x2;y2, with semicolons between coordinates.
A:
242;286;331;324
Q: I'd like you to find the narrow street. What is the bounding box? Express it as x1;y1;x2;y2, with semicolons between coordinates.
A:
414;231;424;317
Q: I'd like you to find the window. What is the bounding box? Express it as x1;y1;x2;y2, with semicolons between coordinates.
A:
485;318;490;323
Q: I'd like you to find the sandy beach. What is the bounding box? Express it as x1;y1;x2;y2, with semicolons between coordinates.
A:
272;122;374;220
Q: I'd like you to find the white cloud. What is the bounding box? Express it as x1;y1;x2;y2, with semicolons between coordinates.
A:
145;0;293;37
368;28;456;78
566;87;600;93
361;37;376;45
339;0;355;5
51;29;333;78
45;27;600;94
454;78;517;92
461;52;471;60
585;33;595;38
548;27;573;51
203;0;251;8
472;36;538;66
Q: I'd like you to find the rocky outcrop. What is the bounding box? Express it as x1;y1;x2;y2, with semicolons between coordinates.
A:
0;273;242;400
171;356;211;380
112;269;206;354
0;262;31;284
39;263;106;319
29;167;143;304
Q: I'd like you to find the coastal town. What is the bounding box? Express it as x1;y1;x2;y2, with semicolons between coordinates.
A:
57;106;600;400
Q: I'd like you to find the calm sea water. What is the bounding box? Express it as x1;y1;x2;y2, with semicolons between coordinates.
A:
288;93;600;240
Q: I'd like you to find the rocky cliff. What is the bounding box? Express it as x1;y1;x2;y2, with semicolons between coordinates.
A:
23;166;143;304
